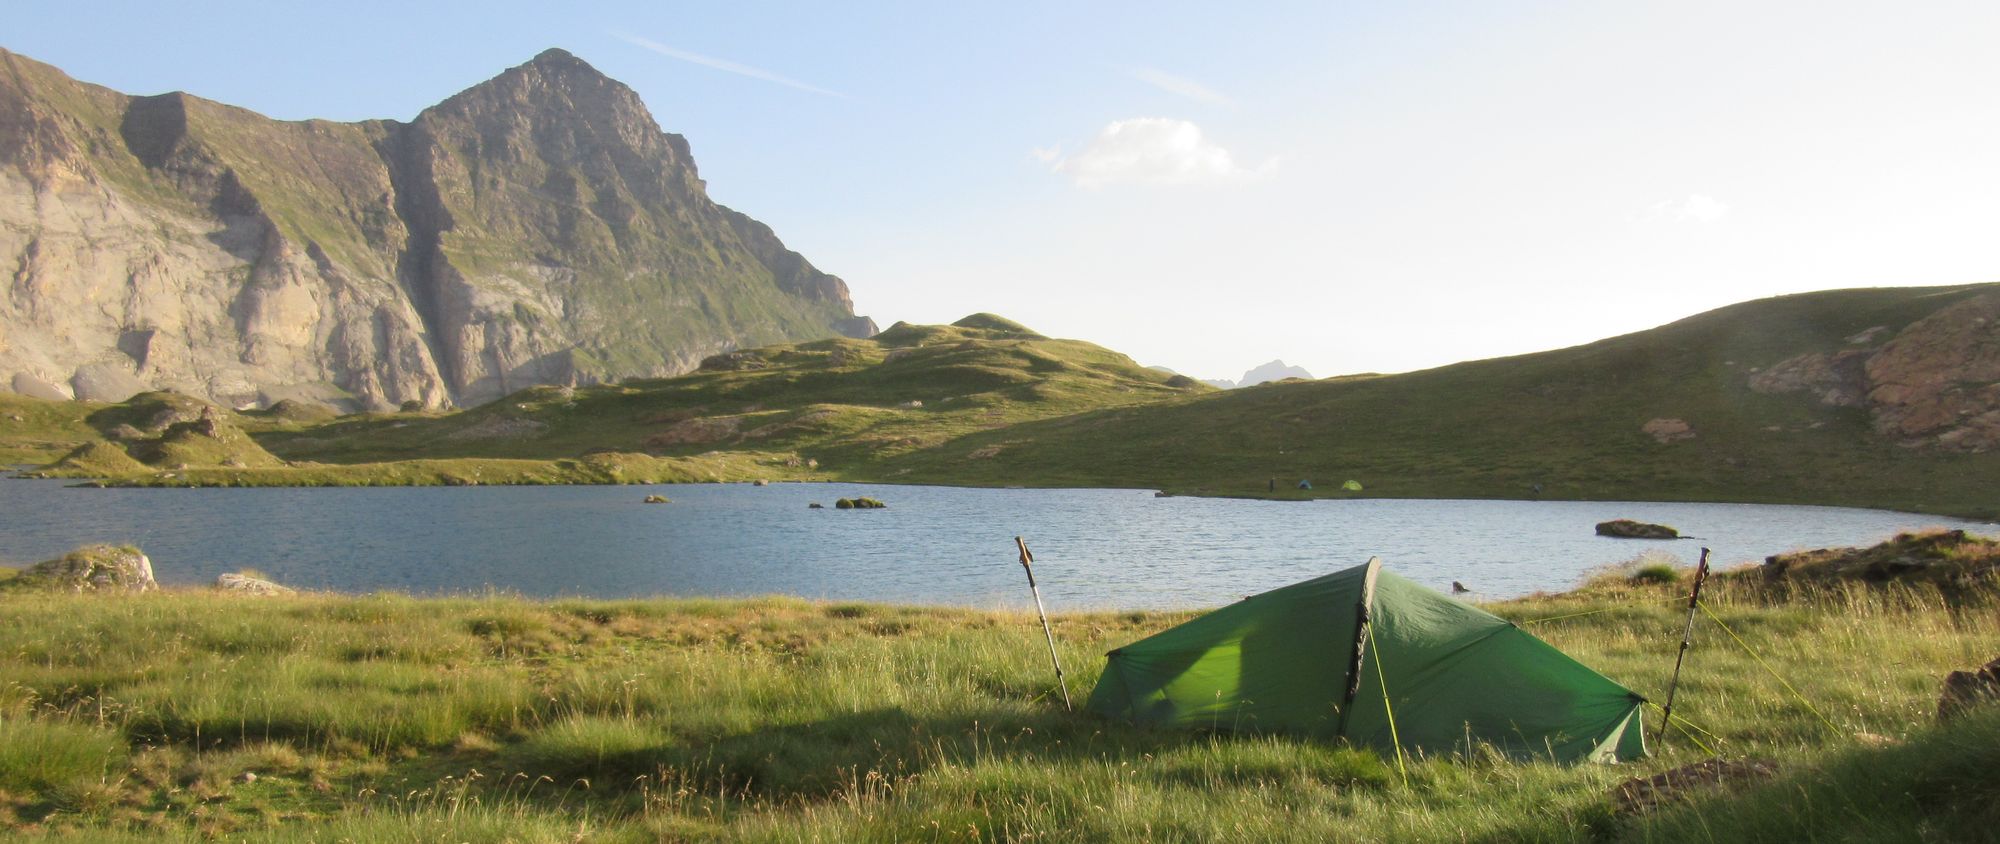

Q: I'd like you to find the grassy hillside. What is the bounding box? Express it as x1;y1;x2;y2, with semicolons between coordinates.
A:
880;284;2000;518
0;565;1992;841
2;316;1205;487
0;395;101;467
5;286;1997;518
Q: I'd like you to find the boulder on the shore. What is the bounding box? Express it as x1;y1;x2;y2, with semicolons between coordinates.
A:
1596;519;1680;539
1938;655;2000;721
13;544;157;593
215;572;295;596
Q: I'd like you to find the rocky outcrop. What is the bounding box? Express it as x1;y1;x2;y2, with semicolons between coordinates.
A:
0;47;872;412
1758;529;1999;586
1748;291;2000;452
12;544;157;593
1864;292;2000;451
1747;350;1871;407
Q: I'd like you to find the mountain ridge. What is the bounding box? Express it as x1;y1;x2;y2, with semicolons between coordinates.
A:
0;47;873;411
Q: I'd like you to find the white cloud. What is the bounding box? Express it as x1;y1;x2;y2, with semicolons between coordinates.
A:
612;32;847;99
1123;66;1231;106
1045;118;1264;189
1029;145;1062;164
1651;193;1731;223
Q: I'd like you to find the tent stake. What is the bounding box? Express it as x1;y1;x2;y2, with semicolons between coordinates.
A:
1658;547;1711;746
1015;537;1072;711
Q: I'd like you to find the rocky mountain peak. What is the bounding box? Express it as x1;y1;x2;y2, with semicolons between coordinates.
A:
0;48;872;412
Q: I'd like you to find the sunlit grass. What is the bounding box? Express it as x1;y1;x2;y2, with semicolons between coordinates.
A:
0;576;1991;840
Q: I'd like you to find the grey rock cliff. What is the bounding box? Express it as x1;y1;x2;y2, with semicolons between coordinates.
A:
0;48;872;411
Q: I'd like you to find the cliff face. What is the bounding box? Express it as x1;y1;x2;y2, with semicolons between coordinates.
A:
0;48;872;411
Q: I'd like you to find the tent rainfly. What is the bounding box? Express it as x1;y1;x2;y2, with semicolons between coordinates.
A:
1085;559;1647;764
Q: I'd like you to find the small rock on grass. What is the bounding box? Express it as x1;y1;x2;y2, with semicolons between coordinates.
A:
1938;655;2000;721
215;572;295;595
1609;758;1778;815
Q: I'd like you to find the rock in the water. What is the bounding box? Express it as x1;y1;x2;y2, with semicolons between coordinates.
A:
1596;519;1680;539
835;497;886;510
643;494;670;504
808;502;824;509
1938;655;2000;721
1609;758;1779;815
215;572;294;595
14;544;157;593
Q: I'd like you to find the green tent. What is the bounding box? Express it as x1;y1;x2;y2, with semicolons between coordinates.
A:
1085;559;1647;763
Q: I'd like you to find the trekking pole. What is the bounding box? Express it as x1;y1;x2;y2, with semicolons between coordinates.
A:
1015;537;1072;711
1658;547;1711;746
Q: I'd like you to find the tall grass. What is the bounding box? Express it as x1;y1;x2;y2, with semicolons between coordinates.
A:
0;579;1991;840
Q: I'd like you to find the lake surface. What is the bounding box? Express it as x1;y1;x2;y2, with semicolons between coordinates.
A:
0;479;1991;609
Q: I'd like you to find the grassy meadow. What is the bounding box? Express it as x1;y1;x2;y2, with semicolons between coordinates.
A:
0;566;1993;842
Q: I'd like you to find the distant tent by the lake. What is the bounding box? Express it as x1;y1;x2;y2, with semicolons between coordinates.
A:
1084;559;1647;764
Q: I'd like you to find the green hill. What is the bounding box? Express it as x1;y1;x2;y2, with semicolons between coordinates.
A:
874;284;2000;518
0;316;1203;486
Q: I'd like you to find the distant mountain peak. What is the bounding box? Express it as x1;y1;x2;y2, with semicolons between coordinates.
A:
1239;360;1314;387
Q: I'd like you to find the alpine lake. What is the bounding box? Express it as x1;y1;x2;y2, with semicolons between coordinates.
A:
3;477;1992;608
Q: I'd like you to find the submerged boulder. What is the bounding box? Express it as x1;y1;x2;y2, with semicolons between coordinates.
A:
643;494;671;504
835;497;886;510
1596;519;1680;539
14;544;157;593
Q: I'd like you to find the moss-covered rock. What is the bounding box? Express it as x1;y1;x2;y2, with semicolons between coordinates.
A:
11;544;156;593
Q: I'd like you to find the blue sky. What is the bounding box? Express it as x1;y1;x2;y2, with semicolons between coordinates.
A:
12;1;2000;380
